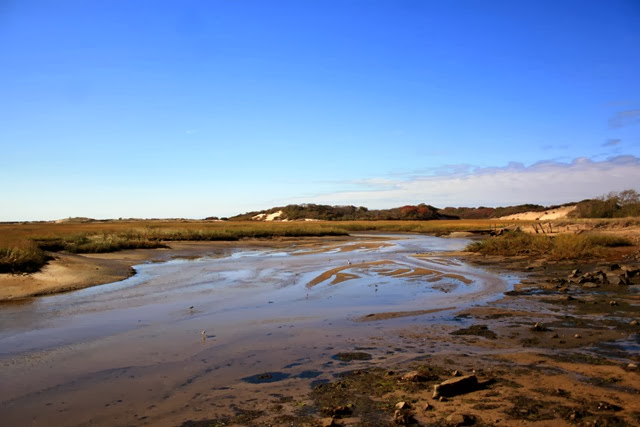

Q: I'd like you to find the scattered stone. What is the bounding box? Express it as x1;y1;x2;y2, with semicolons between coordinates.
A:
574;334;582;339
439;396;447;402
607;275;623;286
582;282;599;289
626;363;638;371
323;405;351;417
433;375;479;398
531;322;548;332
609;263;621;271
551;333;559;339
609;300;618;306
569;269;581;278
423;403;433;411
445;413;475;426
596;401;623;412
321;417;338;427
393;409;414;425
452;370;461;377
395;401;410;410
630;320;638;327
565;295;575;301
401;371;427;383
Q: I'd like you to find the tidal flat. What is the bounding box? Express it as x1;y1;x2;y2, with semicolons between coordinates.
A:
1;232;639;426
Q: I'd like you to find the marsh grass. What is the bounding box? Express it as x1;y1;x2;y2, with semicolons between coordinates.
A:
0;221;358;274
466;231;632;260
0;241;49;274
1;219;633;273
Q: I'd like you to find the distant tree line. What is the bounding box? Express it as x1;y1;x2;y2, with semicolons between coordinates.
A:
230;203;456;221
227;189;640;221
569;189;640;218
438;204;549;219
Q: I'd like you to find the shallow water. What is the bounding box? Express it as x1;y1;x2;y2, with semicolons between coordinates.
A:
0;234;515;426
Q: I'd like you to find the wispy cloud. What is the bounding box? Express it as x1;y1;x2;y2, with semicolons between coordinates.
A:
608;110;640;128
603;138;621;147
185;129;199;135
295;156;640;208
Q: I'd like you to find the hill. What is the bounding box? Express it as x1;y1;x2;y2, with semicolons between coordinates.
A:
229;203;457;221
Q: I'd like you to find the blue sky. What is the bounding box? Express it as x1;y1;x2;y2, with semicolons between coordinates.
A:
1;0;639;220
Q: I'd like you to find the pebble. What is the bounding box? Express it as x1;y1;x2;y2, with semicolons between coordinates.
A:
574;334;582;339
630;320;638;327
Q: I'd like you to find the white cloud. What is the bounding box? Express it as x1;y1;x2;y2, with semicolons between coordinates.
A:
296;156;640;208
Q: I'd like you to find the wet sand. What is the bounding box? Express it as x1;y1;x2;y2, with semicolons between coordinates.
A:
0;234;512;426
1;234;639;426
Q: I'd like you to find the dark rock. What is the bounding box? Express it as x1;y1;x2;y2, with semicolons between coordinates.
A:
433;375;479;398
323;406;351;417
609;263;620;270
334;405;352;416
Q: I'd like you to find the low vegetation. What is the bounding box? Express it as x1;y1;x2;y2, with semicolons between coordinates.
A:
2;212;638;274
0;242;49;274
466;231;632;260
0;219;512;274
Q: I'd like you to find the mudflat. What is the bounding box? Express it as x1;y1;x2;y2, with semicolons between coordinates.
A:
1;232;639;426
